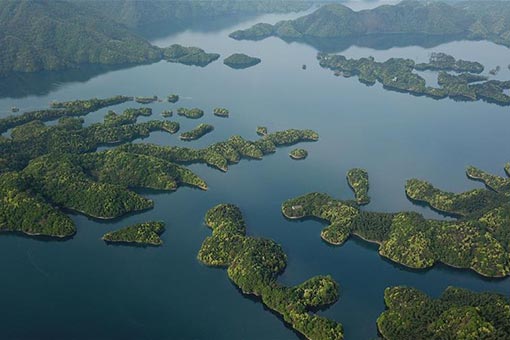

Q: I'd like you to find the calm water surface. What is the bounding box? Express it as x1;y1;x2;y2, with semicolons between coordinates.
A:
1;4;509;340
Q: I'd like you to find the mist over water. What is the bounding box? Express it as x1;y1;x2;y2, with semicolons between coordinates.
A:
1;3;509;339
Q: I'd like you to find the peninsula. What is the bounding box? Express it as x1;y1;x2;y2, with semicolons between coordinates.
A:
162;45;219;67
347;168;370;205
180;124;214;141
282;167;510;278
198;204;344;340
102;221;165;246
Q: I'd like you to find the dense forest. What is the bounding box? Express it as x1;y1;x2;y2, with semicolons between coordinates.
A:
223;53;262;69
103;221;165;245
230;0;510;48
198;204;344;340
289;148;308;160
180;123;214;141
317;53;510;105
0;0;308;75
0;96;317;237
377;286;510;339
346;168;370;205
282;167;510;277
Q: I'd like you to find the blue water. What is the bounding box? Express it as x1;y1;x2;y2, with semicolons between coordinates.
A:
0;6;509;340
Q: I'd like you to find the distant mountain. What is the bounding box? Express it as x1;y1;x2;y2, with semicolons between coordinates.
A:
0;0;311;76
460;1;510;47
0;0;161;75
230;0;510;48
80;0;312;29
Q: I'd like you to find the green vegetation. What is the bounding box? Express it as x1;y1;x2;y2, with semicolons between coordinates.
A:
2;0;293;75
198;204;344;340
0;0;161;76
162;45;220;67
0;172;75;237
23;153;154;219
414;52;484;73
282;165;510;277
102;221;165;246
81;149;208;191
256;126;268;136
0;98;214;237
230;2;472;41
347;168;370;205
161;110;173;118
0;94;315;238
213;108;229;117
289;148;308;160
230;1;510;49
135;96;158;104
0;106;180;171
176;108;204;119
180;124;214;141
318;54;510;105
0;95;132;133
119;128;319;172
167;94;179;103
377;286;510;340
85;1;312;30
229;23;276;40
223;53;261;69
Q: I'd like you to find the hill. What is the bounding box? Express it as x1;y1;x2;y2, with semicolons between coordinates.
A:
0;0;161;75
82;0;312;29
0;0;310;76
230;0;510;48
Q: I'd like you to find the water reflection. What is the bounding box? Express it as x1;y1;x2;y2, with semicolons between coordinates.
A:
0;64;146;99
282;33;467;53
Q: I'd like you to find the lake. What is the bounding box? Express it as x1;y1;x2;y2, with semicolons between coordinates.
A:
0;3;509;340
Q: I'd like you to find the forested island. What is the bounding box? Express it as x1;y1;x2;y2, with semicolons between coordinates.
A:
177;108;205;119
162;45;219;67
198;204;344;340
414;52;484;73
377;286;510;339
347;168;370;205
0;96;317;238
119;128;319;172
0;0;309;76
289;148;308;160
229;1;510;49
223;54;261;69
167;94;179;103
102;221;165;246
0;96;132;133
161;110;173;118
213;108;229;117
180;124;214;141
282;167;510;277
318;54;510;105
256;126;268;136
135;96;158;104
